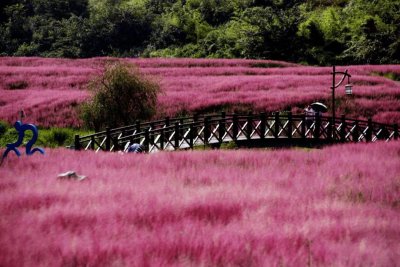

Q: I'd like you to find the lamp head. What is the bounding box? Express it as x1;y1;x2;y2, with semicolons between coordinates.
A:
345;76;352;95
345;84;352;95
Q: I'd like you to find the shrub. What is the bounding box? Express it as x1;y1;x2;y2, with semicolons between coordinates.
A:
80;62;161;131
7;80;28;90
33;128;93;148
50;128;71;146
0;120;8;137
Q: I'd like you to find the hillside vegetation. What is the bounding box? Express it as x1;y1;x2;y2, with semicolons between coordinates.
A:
1;0;399;65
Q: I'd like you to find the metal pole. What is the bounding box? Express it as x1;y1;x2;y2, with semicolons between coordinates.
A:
332;65;336;123
74;134;80;150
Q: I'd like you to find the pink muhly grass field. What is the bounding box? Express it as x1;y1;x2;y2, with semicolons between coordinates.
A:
0;142;399;266
1;57;400;128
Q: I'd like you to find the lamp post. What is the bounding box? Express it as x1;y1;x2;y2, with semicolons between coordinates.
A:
19;109;25;123
331;65;352;122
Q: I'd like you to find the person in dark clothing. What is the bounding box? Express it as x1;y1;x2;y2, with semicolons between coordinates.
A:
304;105;316;128
127;143;144;153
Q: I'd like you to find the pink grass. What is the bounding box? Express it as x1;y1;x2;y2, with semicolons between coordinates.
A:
0;142;399;266
1;57;399;128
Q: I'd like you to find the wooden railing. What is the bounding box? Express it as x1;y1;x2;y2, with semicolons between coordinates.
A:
74;112;399;153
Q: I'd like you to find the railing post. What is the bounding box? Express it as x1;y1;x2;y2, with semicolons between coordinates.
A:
314;113;321;140
163;117;170;145
287;112;292;139
247;112;253;140
340;115;346;142
219;118;225;144
135;120;141;144
74;134;81;150
174;122;180;149
179;118;184;138
189;124;194;149
150;123;155;144
204;116;210;145
352;120;359;142
113;136;120;151
91;136;95;150
221;111;226;119
106;127;111;151
301;114;306;139
160;128;164;150
327;117;333;141
366;118;373;142
260;112;266;139
219;111;226;143
274;112;279;138
136;120;141;132
232;113;238;141
144;128;150;152
394;124;399;140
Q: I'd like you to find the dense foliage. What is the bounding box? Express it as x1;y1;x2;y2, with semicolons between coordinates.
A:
0;0;399;65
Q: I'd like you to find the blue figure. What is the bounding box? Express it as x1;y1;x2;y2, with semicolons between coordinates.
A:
127;143;144;153
2;121;45;161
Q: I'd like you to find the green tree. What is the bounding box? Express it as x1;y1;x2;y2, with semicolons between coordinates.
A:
80;62;161;131
297;6;347;65
31;0;88;19
208;6;300;60
82;2;154;57
341;0;400;64
195;0;235;26
0;3;32;54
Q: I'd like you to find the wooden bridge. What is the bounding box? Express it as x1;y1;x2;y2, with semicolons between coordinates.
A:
74;112;399;153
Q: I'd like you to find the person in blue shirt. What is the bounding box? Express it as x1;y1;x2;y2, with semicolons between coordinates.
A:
127;143;144;153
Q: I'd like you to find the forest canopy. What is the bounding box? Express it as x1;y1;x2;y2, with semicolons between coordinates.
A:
0;0;399;65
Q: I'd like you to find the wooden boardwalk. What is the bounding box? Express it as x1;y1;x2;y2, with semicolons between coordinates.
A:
74;112;399;153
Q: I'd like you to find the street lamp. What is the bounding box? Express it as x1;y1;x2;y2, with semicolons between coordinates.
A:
331;65;352;121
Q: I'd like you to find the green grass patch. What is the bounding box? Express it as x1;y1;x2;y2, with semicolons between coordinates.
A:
37;128;93;148
0;123;93;149
220;141;238;150
371;72;400;81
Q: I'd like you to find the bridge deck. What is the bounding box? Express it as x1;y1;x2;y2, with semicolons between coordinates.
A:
75;112;399;153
